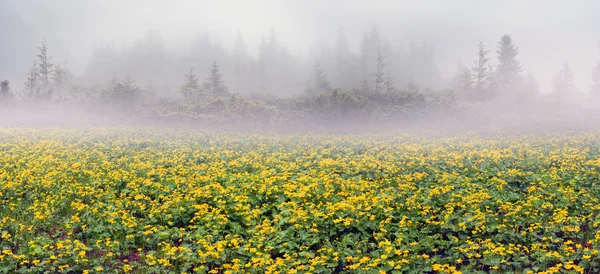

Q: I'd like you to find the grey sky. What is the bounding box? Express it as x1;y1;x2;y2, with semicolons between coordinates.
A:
1;0;599;92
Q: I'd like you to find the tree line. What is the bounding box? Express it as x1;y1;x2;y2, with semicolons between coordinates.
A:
1;28;600;127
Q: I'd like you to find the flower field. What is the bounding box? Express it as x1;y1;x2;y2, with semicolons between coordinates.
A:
1;129;600;273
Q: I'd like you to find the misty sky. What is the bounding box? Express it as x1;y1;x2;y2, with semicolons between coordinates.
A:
1;0;599;93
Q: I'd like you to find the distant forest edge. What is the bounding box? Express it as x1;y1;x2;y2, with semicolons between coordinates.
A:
1;30;600;131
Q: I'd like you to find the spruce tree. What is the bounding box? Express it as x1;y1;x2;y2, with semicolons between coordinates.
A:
333;27;356;89
384;69;397;93
0;80;13;102
52;63;67;86
553;62;575;96
101;76;120;102
268;28;279;52
36;38;53;86
360;26;381;81
233;31;249;74
455;62;472;93
486;63;496;92
472;42;489;93
119;75;140;103
373;47;385;93
22;61;40;99
180;68;200;100
204;61;228;95
496;35;523;91
103;75;140;104
311;60;332;93
334;27;350;70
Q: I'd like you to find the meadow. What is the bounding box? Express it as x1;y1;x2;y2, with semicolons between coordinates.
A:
1;129;599;273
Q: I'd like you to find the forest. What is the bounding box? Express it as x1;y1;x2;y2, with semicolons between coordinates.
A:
1;27;600;131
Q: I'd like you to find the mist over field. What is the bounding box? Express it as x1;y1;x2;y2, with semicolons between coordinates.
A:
6;2;600;273
1;0;600;132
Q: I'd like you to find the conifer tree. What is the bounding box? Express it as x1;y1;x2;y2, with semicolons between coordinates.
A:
373;47;385;93
102;75;141;104
52;63;68;86
119;74;140;103
36;38;53;86
455;62;473;93
472;42;489;93
334;27;351;70
233;31;249;74
553;62;575;96
384;69;397;93
268;28;279;51
204;61;228;95
0;80;13;102
22;61;40;99
311;60;332;93
333;27;357;89
496;35;523;91
180;68;200;100
101;76;120;101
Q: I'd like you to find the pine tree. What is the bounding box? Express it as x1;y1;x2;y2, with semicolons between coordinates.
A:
52;63;67;86
368;26;381;55
204;61;228;95
472;42;489;93
360;26;382;80
308;60;332;94
455;62;472;93
496;35;523;91
36;38;54;86
333;27;357;89
486;63;496;92
0;80;13;102
384;69;397;93
180;68;200;100
22;61;40;99
101;76;120;101
233;31;249;74
334;27;350;70
268;28;279;52
373;47;385;93
119;75;141;103
102;75;140;104
553;62;576;96
257;35;274;94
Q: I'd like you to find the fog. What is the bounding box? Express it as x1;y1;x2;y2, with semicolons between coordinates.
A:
1;0;600;132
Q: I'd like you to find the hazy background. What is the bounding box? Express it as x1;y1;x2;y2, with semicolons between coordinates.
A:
1;0;599;94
